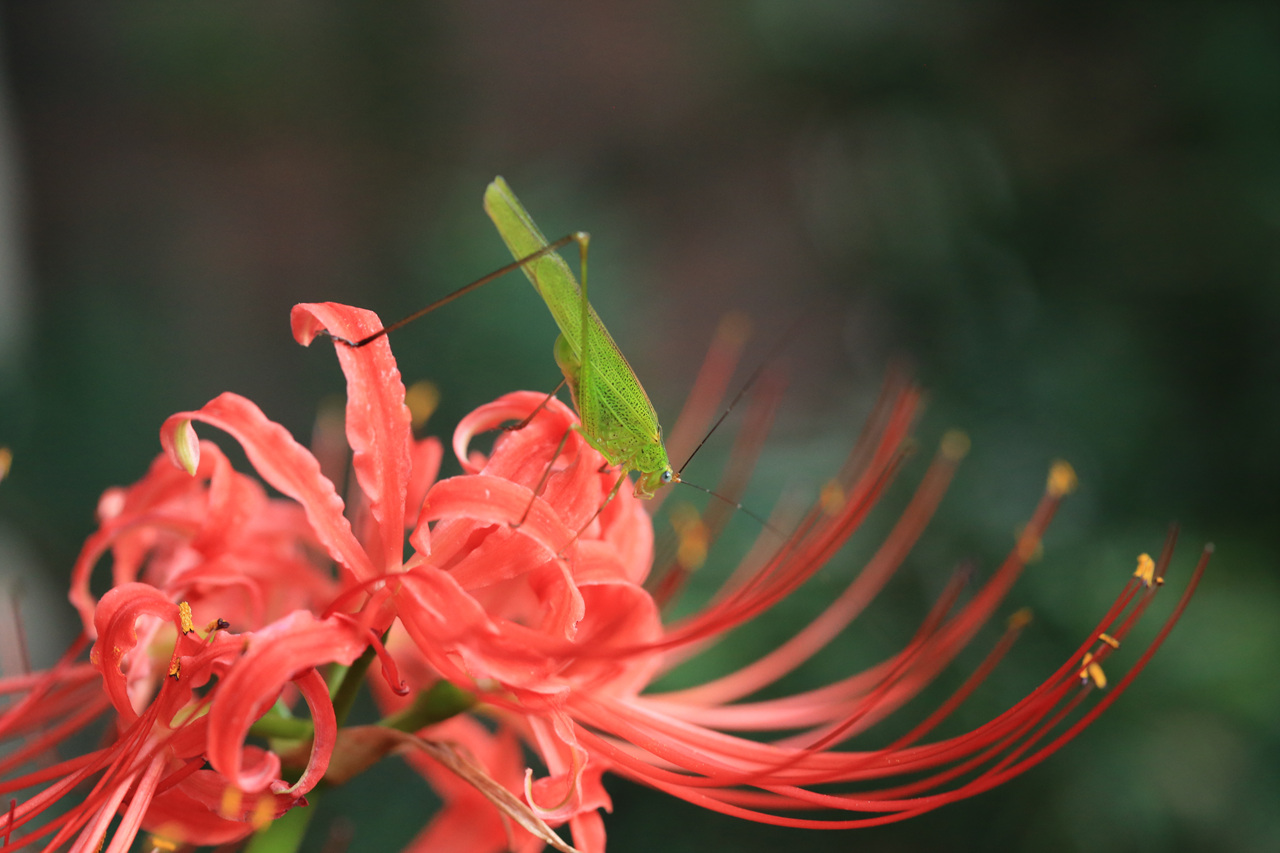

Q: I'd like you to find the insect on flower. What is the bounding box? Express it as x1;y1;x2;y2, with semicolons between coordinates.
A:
335;178;771;542
0;295;1207;852
315;299;1207;848
379;364;1209;846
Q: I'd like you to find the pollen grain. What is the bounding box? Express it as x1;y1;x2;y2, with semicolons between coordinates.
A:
1079;652;1107;689
1133;553;1156;587
1047;460;1078;497
819;479;845;516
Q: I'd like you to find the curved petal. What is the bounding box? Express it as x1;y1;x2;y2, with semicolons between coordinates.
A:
190;439;254;554
392;567;503;686
453;392;577;475
591;486;653;587
418;475;577;563
90;583;184;722
283;668;340;796
160;392;373;582
406;437;444;532
525;710;593;821
205;611;369;794
292;302;413;573
562;580;663;698
142;767;295;845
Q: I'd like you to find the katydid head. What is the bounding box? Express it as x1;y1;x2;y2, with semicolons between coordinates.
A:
634;465;677;499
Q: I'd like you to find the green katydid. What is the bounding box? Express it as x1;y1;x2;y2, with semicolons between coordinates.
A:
482;176;674;503
340;177;772;529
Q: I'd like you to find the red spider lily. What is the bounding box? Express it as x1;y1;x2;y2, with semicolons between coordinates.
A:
1;580;371;851
3;308;400;850
4;301;496;852
379;372;1208;848
291;301;1201;850
1;300;1205;853
69;436;338;635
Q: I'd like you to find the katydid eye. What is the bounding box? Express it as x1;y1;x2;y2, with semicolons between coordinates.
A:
661;470;673;484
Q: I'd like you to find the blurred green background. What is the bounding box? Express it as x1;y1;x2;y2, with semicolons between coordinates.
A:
0;3;1276;852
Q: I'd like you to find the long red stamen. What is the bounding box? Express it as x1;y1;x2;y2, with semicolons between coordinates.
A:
652;369;786;608
660;428;968;708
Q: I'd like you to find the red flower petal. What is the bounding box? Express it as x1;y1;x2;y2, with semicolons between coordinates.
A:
205;611;368;795
418;475;578;563
160;392;374;582
292;302;413;574
142;769;290;846
90;583;184;722
406;437;444;533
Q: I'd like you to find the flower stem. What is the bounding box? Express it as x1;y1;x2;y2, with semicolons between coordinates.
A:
248;711;314;741
382;680;476;732
330;636;380;726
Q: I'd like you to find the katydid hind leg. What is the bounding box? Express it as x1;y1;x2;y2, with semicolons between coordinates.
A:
514;426;575;529
556;468;631;558
502;378;568;433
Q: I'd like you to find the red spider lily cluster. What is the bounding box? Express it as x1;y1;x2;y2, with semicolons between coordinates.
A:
0;302;1207;853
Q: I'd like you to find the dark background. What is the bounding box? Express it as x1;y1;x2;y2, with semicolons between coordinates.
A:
0;4;1276;852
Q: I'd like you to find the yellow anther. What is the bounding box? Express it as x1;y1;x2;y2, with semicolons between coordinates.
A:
1133;553;1156;587
178;601;195;634
147;835;179;852
168;658;181;680
1007;607;1033;631
669;503;708;572
221;785;244;817
1098;632;1120;649
677;537;707;572
1079;653;1107;689
940;429;971;462
203;617;230;637
251;795;277;829
819;480;845;516
1047;460;1078;497
0;446;12;482
405;380;441;430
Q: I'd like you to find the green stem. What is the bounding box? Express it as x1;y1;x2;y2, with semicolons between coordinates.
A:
327;648;373;727
382;680;476;732
330;639;379;727
248;712;314;741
